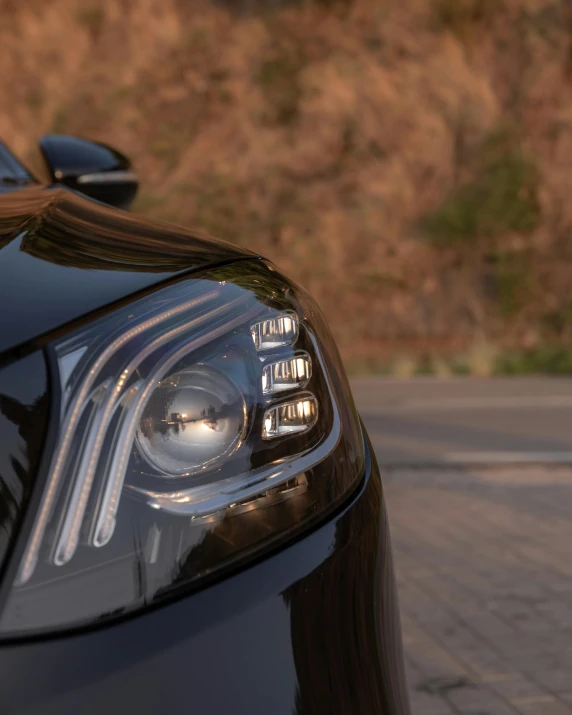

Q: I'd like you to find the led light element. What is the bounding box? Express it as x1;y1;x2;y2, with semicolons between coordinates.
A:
251;312;298;351
262;353;312;395
263;395;318;439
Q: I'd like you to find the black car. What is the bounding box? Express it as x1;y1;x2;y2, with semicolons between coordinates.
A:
0;136;410;715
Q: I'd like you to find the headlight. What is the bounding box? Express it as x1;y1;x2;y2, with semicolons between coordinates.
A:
1;260;364;635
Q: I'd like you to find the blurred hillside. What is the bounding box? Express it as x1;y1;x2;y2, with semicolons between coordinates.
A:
3;0;572;373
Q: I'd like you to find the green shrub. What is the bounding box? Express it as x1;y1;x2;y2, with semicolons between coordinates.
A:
493;252;535;317
433;0;501;36
422;148;541;247
256;49;306;125
543;300;572;337
495;347;572;375
76;3;105;39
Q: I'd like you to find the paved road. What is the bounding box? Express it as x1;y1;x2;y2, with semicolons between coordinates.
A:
352;378;572;715
351;376;572;465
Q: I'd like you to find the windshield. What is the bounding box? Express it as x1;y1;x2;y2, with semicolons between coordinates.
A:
0;142;35;185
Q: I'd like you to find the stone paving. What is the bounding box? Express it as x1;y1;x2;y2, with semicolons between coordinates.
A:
384;466;572;715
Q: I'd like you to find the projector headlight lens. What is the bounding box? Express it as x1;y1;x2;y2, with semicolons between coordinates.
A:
136;366;247;476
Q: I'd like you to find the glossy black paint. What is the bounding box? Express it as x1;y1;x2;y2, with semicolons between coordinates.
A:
0;353;48;578
0;444;410;715
0;187;256;357
40;135;138;209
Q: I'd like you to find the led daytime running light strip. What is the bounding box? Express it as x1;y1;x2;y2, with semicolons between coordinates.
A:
17;288;230;585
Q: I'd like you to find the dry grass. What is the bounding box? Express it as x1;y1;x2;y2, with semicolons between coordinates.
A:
2;0;572;367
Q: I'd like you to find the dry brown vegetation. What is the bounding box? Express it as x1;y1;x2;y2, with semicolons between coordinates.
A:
3;0;572;371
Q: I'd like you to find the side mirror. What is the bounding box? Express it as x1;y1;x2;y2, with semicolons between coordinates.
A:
39;135;139;209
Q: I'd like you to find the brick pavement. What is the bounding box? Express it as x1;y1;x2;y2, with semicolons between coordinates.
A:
384;466;572;715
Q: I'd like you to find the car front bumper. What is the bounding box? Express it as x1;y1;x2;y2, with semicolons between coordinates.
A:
0;438;410;715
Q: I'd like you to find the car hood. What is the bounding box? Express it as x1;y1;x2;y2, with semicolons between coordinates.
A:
0;187;257;356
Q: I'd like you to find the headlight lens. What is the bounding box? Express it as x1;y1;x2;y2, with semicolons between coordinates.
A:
136;365;247;476
1;260;364;635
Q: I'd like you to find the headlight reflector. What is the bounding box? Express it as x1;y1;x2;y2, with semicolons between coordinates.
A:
262;395;318;439
261;352;312;395
251;312;299;350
